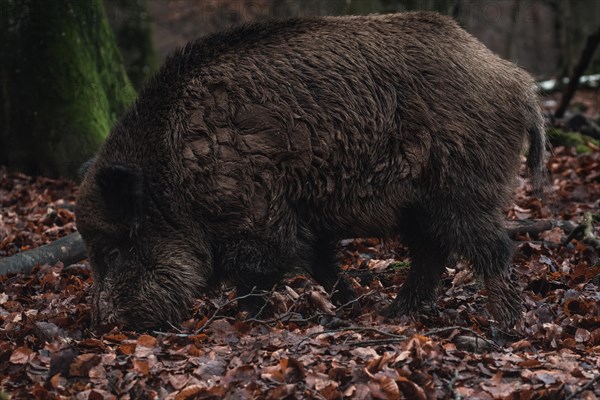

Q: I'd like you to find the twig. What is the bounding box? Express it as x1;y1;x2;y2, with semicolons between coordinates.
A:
422;326;500;351
294;326;408;351
336;289;375;312
246;286;278;321
244;290;311;326
194;288;267;334
153;331;195;337
303;386;327;400
311;326;407;340
328;276;342;299
346;338;406;347
278;316;322;324
565;372;600;400
445;370;462;400
277;291;310;323
296;325;499;352
167;321;184;333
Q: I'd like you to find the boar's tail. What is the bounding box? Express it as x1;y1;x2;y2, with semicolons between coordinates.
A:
525;101;547;198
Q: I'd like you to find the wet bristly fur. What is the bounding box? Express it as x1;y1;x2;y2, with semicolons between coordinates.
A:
76;12;546;330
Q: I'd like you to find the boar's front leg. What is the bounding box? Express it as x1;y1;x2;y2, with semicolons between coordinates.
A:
383;210;450;317
221;234;288;315
309;237;357;306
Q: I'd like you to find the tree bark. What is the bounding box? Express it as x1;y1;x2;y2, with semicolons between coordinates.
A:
0;0;136;177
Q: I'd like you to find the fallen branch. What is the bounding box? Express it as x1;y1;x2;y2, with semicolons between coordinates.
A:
505;219;577;240
565;372;600;400
0;232;86;276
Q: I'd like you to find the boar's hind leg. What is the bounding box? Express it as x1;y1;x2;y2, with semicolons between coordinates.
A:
460;219;523;329
383;212;450;317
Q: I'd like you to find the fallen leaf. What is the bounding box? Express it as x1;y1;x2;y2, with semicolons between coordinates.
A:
69;354;101;377
9;346;33;364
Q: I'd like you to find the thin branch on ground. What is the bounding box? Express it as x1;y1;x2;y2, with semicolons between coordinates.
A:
505;219;577;240
336;289;376;313
346;338;406;347
248;286;278;321
423;326;501;351
244;290;310;326
296;325;500;351
314;326;407;339
445;370;462;400
294;326;408;351
194;287;268;334
565;372;600;400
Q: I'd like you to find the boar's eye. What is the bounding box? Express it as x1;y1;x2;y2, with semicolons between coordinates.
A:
105;249;121;265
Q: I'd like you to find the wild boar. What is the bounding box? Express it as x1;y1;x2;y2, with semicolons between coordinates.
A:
76;12;546;330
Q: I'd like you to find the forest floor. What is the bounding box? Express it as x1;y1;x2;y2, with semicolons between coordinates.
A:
1;145;600;398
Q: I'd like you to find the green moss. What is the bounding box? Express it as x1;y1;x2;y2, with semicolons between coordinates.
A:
547;128;600;154
1;0;136;177
389;261;411;271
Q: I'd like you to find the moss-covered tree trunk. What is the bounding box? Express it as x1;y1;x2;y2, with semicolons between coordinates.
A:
0;0;136;177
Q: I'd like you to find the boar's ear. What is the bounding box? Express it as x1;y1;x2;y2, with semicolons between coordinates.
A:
95;164;144;222
78;157;96;181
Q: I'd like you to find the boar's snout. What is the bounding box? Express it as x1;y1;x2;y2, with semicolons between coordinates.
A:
90;273;197;331
91;288;121;327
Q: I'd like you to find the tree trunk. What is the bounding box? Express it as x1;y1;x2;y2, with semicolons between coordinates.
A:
104;0;157;90
504;0;521;61
555;26;600;119
0;0;136;178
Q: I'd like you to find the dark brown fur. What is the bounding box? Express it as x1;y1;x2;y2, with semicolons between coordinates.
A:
76;12;546;330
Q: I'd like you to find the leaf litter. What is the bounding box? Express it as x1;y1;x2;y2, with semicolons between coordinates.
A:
0;146;599;399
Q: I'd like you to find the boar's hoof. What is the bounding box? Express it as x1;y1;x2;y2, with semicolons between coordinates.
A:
91;309;122;330
331;281;359;307
381;293;438;318
236;290;271;318
485;275;523;329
